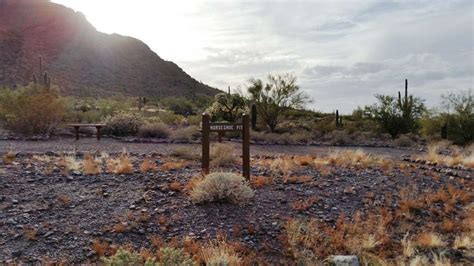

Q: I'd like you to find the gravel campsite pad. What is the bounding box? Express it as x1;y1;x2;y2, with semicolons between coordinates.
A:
0;140;472;264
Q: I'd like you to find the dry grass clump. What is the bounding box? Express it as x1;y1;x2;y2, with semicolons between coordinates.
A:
250;176;273;188
270;156;297;173
83;153;101;175
415;232;446;248
416;141;474;169
161;160;187;171
189;172;254;204
59;155;81;174
23;226;38;241
170;146;197;160
211;143;236;167
169;181;182;192
137;122;170;138
57;194;72;207
107;153;133;174
139;158;158;173
199;240;242;265
3;149;16;164
291;196;317;211
316;149;381;168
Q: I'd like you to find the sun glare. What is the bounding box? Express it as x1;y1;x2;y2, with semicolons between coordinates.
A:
52;0;209;61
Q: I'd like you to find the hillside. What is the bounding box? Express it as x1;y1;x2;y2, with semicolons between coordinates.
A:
0;0;219;97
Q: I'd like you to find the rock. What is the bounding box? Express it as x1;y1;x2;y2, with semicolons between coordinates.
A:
328;255;359;266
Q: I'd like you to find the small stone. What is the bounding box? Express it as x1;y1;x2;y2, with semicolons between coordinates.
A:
328;255;359;266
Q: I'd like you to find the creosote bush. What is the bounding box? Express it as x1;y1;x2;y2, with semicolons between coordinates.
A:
102;112;143;136
190;172;254;204
0;85;65;135
138;122;170;138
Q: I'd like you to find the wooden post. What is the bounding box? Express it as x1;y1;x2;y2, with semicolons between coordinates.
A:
74;126;80;140
217;131;223;143
242;114;250;180
96;126;102;140
202;113;210;175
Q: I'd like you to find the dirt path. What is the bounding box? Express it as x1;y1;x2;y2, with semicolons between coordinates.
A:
0;138;419;159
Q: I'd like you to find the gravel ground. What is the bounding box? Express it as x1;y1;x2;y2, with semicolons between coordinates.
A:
1;138;470;264
0;138;419;158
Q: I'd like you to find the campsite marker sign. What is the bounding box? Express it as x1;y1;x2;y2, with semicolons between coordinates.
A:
201;113;250;179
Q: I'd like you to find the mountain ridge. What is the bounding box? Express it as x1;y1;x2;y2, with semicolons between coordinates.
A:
0;0;219;97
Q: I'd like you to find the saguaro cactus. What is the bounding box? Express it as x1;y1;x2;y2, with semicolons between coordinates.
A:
335;110;343;128
138;96;147;111
398;79;414;120
32;56;51;88
251;103;257;130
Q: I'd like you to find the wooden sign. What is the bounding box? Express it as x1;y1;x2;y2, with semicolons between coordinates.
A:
201;113;250;180
209;123;243;132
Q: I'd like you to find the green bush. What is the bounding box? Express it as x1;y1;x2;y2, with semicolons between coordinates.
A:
102;248;147;266
0;85;65;135
138;122;170;138
158;247;194;266
102;112;143;136
442;89;473;145
161;97;196;116
157;111;186;125
64;97;133;123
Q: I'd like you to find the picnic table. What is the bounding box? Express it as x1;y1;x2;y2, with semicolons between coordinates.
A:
68;123;106;140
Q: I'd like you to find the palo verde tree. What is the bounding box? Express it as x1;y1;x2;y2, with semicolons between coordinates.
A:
207;91;246;122
365;79;425;138
247;74;309;132
441;89;473;144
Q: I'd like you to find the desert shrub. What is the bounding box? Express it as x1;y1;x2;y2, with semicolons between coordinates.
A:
207;92;247;122
171;126;201;142
170;146;197;160
186;115;201;126
200;240;242;265
211;143;236;166
102;248;145;265
64;96;133;123
394;134;414;147
102;112;143;136
247;74;310;132
159;247;194;265
0;85;65;135
190;172;254;204
364;84;425;138
138;122;170;138
442;89;473;145
161;97;196;116
157;111;186;125
327;130;351;145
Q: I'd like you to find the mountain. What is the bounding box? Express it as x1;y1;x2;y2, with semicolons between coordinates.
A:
0;0;219;97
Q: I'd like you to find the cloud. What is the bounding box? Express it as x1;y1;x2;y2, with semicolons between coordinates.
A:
54;0;474;112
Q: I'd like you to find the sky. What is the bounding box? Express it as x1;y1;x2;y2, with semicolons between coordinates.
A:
52;0;473;113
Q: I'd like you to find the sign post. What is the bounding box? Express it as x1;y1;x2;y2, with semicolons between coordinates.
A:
201;113;250;179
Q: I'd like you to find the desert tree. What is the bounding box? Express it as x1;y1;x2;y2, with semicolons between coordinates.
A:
441;89;473;144
365;79;425;138
247;73;310;132
207;92;246;122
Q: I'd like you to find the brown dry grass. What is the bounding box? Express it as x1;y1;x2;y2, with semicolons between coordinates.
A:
139;159;158;173
83;153;101;175
23;226;38;241
211;143;236;167
250;176;273;188
3;149;16;164
169;181;182;192
107;154;133;174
